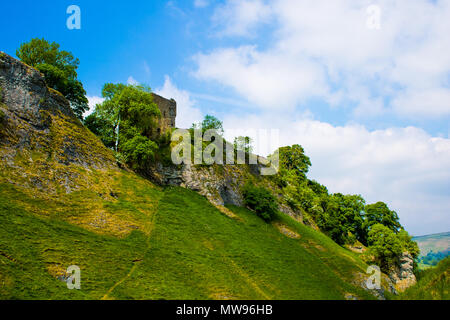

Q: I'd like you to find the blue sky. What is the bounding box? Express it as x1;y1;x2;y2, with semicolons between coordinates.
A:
1;0;449;236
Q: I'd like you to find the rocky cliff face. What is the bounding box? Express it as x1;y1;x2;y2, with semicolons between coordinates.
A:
0;52;118;196
389;252;417;292
0;52;116;169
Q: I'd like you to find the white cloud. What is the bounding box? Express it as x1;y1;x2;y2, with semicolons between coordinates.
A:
194;0;209;8
194;46;327;109
155;76;203;128
84;96;105;118
222;112;450;236
212;0;272;37
127;76;139;85
195;0;450;117
392;88;450;117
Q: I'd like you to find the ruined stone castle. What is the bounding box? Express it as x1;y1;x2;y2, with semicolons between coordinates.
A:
152;93;176;134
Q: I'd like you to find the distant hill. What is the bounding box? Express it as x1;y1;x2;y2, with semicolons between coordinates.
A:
413;232;450;256
413;232;450;269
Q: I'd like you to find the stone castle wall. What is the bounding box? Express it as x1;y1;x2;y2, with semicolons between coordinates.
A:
152;93;176;133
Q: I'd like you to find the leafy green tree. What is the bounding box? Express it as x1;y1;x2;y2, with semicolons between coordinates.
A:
16;38;88;119
364;202;402;234
367;223;403;272
317;193;366;245
192;115;224;135
242;184;278;222
278;145;311;177
234;136;253;154
84;112;116;149
307;179;328;196
317;210;347;245
86;83;161;170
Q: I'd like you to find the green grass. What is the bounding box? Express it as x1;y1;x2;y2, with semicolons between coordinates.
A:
397;257;449;300
0;171;379;300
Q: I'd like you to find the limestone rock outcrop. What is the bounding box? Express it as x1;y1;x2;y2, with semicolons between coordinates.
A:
149;161;308;225
389;252;417;292
0;52;120;198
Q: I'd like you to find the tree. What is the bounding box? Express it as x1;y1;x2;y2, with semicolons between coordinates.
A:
16;38;88;119
192;115;224;135
317;193;366;245
234;136;253;154
86;83;161;170
307;179;328;196
364;202;402;234
278;145;311;176
367;223;403;272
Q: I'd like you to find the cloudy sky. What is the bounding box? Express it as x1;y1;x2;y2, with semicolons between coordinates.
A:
1;0;449;235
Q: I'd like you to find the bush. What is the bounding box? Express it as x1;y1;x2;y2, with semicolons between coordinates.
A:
242;184;278;222
121;135;158;170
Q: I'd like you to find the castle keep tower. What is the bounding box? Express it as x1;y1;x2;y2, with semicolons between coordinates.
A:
152;93;176;134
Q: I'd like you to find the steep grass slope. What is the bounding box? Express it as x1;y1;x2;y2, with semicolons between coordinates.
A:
0;166;382;300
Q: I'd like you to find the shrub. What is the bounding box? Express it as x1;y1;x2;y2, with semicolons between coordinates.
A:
242;184;278;222
121;134;158;170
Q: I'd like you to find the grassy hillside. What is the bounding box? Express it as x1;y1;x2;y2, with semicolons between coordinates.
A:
0;165;383;300
398;257;449;300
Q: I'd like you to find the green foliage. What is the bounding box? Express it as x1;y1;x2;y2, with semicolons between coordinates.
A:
234;136;253;154
278;144;311;176
267;144;413;275
114;152;127;166
87;83;161;170
121;135;158;170
192;115;224;135
317;194;366;245
84;112;116;149
367;224;403;272
364;201;402;234
242;184;278;222
16;38;88;119
307;179;328;196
